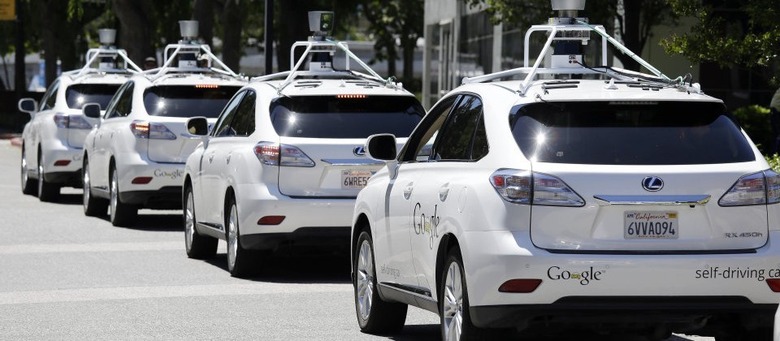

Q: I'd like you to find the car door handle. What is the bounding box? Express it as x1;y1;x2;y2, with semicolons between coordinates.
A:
403;183;414;200
208;153;215;163
439;184;450;202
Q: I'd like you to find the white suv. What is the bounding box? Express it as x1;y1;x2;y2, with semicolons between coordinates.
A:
17;29;141;202
81;21;246;226
182;12;425;277
351;3;779;340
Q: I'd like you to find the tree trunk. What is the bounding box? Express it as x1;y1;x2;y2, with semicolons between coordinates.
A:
112;0;154;66
221;0;244;72
193;0;215;47
616;0;640;71
277;0;316;72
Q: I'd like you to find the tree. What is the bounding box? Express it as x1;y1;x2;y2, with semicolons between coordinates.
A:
464;0;676;72
361;0;424;90
660;0;780;86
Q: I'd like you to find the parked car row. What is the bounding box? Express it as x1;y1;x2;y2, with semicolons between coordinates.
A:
16;6;780;341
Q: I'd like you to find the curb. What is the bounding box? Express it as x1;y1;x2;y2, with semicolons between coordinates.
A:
10;137;21;147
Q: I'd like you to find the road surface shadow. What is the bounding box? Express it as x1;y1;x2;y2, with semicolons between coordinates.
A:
203;249;352;284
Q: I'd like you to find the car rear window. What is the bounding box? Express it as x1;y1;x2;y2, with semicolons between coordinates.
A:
510;101;755;165
143;85;241;118
66;84;122;110
269;95;424;138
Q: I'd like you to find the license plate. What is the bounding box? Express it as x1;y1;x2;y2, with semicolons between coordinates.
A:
341;170;373;189
624;211;678;239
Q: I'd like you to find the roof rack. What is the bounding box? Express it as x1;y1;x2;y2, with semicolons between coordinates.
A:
462;1;700;96
65;29;143;79
252;11;402;95
146;20;244;81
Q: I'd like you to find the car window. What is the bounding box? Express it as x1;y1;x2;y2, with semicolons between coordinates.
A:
143;85;241;118
433;95;487;161
104;82;134;119
269;95;424;138
213;91;246;137
66;84;122;110
510;101;755;165
231;91;256;137
399;95;459;162
40;80;60;111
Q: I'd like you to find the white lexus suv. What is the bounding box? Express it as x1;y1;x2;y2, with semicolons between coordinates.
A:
351;2;780;340
17;29;141;202
81;21;246;226
182;12;425;277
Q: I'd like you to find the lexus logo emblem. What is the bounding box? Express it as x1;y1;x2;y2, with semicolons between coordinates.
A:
642;176;664;192
353;146;366;156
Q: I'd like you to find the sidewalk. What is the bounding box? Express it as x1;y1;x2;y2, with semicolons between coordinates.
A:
0;133;21;147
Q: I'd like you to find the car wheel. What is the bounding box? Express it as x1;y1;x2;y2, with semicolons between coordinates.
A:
109;166;137;227
354;230;407;334
82;158;108;217
20;146;37;195
440;248;482;341
37;152;60;202
184;185;217;259
225;194;254;277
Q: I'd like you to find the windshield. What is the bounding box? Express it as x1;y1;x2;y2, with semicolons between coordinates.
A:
143;85;241;118
269;95;424;138
510;101;755;165
66;84;122;110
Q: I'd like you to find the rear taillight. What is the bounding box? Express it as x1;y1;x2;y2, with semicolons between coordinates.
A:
253;142;315;167
54;113;92;129
490;169;584;207
719;170;780;206
130;120;176;140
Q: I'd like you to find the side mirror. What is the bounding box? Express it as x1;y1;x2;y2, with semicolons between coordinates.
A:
186;117;209;136
366;133;397;161
82;103;102;118
18;98;37;116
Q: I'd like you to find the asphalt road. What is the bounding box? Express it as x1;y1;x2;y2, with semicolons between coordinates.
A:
0;139;712;341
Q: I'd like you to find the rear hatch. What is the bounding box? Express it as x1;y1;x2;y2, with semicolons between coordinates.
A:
511;100;772;252
65;83;122;148
271;95;424;198
141;85;241;163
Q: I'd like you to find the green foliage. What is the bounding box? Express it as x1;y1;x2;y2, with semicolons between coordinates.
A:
733;104;772;154
766;153;780;172
661;0;780;86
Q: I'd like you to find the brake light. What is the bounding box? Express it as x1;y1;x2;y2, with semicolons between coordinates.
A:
257;216;285;225
253;141;315;167
766;278;780;292
130;120;176;140
719;170;780;206
490;169;584;206
53;113;69;128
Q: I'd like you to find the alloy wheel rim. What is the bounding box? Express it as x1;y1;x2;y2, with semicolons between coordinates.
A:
20;150;28;186
356;239;374;321
184;191;195;252
37;160;43;195
227;204;238;270
110;169;118;219
82;162;90;209
443;261;464;341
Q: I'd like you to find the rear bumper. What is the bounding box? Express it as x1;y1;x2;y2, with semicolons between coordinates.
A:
460;230;780;331
116;154;184;209
41;145;83;186
234;182;354;251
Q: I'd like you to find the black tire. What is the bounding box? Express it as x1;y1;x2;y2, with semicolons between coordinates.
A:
184;185;217;259
37;152;60;202
109;166;137;227
20;146;37;195
225;194;255;277
440;248;482;341
353;230;407;334
82;158;108;217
